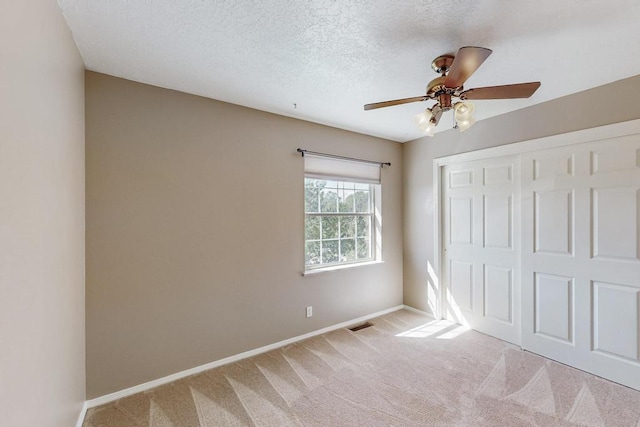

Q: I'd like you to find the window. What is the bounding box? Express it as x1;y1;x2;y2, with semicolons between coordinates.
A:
305;178;374;269
300;151;384;273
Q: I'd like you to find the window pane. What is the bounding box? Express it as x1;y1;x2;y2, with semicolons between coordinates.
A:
340;216;355;238
322;240;339;264
355;190;370;213
320;188;338;212
305;187;319;213
340;238;356;262
357;237;370;259
357;215;370;237
305;216;321;240
305;241;321;266
322;216;339;239
339;189;355;213
305;178;326;213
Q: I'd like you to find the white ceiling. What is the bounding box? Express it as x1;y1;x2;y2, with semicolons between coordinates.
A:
59;0;640;142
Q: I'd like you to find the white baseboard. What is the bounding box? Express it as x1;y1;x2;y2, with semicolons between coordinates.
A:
75;401;88;427
402;304;436;318
85;304;405;409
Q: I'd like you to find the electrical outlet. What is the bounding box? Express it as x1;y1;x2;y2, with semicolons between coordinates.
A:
306;306;313;318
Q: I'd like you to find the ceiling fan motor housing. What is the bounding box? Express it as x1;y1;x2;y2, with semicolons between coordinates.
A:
438;93;452;110
426;76;447;96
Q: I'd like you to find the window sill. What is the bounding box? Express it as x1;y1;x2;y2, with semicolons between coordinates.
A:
302;260;384;276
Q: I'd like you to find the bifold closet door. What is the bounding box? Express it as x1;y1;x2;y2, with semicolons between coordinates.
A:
442;156;521;345
521;135;640;390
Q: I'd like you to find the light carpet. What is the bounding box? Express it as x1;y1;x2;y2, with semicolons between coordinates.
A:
83;309;640;426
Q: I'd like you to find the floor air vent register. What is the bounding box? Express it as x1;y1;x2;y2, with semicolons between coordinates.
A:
348;322;373;332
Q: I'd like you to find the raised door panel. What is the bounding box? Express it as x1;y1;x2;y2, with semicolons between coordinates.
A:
450;197;473;245
590;144;640;174
483;164;512;185
592;188;640;261
534;273;574;344
483;265;513;323
534;190;574;256
449;169;474;188
484;195;512;249
450;260;473;313
592;281;640;362
533;155;574;181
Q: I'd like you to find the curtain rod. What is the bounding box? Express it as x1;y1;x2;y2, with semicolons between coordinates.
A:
296;149;391;167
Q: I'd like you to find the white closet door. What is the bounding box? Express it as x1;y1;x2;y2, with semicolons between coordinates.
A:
521;135;640;390
442;156;521;345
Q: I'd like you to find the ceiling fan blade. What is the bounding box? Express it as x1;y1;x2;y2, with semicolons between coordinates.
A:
364;96;427;111
461;82;541;100
444;46;492;89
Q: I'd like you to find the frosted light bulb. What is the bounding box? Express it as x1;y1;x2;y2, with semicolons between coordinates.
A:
414;109;436;137
413;109;432;126
454;102;475;121
457;117;476;132
423;122;435;137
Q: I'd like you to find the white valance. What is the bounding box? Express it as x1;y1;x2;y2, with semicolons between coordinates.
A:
301;151;386;184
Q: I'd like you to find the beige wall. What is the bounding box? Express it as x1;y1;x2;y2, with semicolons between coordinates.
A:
85;72;403;398
0;2;85;426
403;75;640;314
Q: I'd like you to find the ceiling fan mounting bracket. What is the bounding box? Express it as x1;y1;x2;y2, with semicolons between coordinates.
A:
431;54;455;75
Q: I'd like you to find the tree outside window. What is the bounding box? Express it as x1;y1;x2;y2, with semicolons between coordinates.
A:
305;178;374;269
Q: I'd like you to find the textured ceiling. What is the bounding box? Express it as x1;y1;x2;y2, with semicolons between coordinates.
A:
59;0;640;142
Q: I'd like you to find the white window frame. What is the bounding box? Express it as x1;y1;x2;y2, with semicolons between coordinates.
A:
304;176;382;274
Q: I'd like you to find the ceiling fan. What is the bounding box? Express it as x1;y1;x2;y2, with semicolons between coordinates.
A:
364;46;541;136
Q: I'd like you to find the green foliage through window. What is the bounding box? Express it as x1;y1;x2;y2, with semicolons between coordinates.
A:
305;178;374;268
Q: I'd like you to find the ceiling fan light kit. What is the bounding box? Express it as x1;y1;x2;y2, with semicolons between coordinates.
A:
454;101;474;119
454;101;476;133
456;116;476;133
413;109;436;136
365;46;541;137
